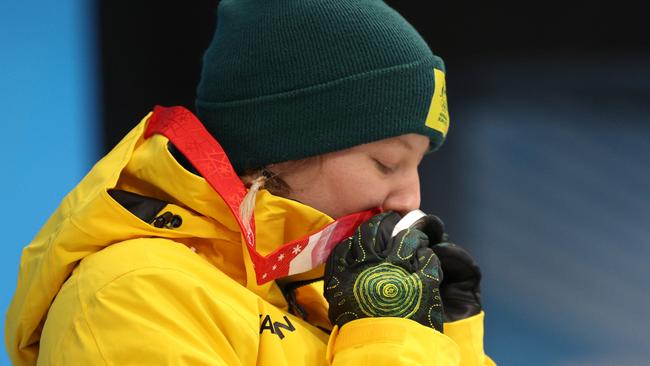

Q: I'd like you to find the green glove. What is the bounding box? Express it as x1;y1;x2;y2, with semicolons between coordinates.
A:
324;212;444;332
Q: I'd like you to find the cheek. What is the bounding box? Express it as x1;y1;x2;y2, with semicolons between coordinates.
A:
321;167;385;216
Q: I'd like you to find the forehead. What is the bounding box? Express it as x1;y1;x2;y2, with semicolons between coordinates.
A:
360;134;429;153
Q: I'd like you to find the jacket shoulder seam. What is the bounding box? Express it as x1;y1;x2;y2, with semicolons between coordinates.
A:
74;269;111;366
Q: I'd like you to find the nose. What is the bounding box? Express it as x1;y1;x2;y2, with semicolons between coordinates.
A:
381;170;421;216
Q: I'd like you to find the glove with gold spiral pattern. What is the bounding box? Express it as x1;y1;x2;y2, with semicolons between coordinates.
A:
324;211;445;332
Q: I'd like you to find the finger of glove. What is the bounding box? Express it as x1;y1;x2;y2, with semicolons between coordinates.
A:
411;246;444;332
415;246;443;284
325;236;354;282
350;211;401;262
440;282;482;309
385;228;429;270
324;237;357;313
431;242;482;284
440;280;482;322
410;214;448;244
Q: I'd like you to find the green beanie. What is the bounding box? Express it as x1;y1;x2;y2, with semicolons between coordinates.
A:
196;0;450;173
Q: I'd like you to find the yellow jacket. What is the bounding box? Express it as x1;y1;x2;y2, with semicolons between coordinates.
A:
6;109;495;365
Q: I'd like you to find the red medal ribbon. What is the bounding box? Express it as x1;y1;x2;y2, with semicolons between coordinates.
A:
145;106;378;284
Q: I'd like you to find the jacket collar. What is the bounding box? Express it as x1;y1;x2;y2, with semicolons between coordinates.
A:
122;129;336;296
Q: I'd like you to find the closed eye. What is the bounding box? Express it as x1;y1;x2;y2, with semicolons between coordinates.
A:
373;159;395;175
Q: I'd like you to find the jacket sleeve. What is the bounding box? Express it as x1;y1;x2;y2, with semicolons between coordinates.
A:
325;314;496;366
46;267;258;365
443;312;496;366
326;317;461;365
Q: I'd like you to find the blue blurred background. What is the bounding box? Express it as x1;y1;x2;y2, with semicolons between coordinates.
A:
1;1;98;364
2;1;648;365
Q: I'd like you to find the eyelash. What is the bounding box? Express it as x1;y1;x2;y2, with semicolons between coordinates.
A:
373;159;394;175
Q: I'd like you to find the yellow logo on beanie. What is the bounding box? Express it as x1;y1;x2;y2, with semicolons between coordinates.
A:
424;68;449;137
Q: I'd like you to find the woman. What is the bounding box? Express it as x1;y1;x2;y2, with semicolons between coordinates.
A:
6;0;494;364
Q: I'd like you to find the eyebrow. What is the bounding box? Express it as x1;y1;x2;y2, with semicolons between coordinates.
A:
397;138;415;151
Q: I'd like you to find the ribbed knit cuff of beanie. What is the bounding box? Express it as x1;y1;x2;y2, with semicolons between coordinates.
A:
196;0;450;174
